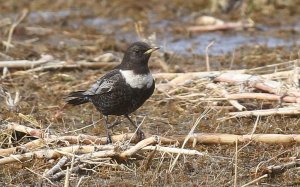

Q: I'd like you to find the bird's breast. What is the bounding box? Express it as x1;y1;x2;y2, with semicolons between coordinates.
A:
120;70;154;89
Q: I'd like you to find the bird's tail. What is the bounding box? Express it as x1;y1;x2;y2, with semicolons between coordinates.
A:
65;91;89;105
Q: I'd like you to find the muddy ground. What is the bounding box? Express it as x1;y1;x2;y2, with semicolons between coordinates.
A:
1;0;300;186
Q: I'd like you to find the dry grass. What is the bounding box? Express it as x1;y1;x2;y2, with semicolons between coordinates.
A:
1;0;300;186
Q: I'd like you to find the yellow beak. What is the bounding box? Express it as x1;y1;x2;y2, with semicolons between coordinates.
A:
144;47;160;55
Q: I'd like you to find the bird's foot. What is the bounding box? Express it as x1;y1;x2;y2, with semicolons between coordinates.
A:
106;134;113;144
137;130;145;141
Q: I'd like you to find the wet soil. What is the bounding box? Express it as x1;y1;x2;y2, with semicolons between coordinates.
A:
1;0;300;186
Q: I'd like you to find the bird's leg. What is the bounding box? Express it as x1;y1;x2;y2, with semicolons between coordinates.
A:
279;93;288;107
124;114;145;141
104;116;112;144
107;117;121;130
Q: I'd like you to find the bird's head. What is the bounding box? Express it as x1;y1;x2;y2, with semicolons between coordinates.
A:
120;42;159;74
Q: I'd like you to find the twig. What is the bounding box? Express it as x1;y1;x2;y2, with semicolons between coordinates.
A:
292;66;300;87
225;93;299;103
264;159;300;175
0;141;205;166
0;59;119;72
4;123;300;148
18;113;41;128
234;117;260;186
152;59;299;80
17;61;119;72
0;54;54;69
228;106;300;117
44;156;69;178
246;60;299;72
6;122;45;138
169;108;210;172
5;9;28;52
0;89;20;111
229;48;235;70
78;150;116;160
155;70;246;92
234;138;238;187
142;145;205;155
128;116;146;144
64;167;70;187
205;41;214;71
0;138;48;156
25;167;55;185
206;83;246;111
188;20;254;33
177;133;300;144
50;164;88;181
214;72;300;98
67;120;100;133
143;146;157;171
0;145;114;165
76;176;85;187
119;136;159;159
66;152;76;186
250;116;260;138
241;174;268;187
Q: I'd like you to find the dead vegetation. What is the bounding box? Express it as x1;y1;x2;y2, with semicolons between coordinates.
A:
1;56;299;185
1;0;300;186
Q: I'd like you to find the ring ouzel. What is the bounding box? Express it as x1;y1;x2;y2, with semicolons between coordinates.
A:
66;41;159;143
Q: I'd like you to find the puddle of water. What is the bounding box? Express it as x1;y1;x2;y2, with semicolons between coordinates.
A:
164;32;300;55
28;10;72;24
81;15;300;55
83;17;132;34
4;9;300;56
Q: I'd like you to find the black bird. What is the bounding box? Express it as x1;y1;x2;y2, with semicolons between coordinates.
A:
66;42;159;143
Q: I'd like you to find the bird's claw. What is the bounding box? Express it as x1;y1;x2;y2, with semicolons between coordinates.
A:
137;130;145;141
106;134;113;144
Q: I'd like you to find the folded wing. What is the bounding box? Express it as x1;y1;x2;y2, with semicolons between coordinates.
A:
66;69;122;105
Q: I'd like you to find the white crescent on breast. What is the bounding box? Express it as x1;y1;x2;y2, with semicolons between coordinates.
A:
120;70;154;89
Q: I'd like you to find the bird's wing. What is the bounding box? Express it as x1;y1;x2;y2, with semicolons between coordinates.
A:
84;69;122;95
